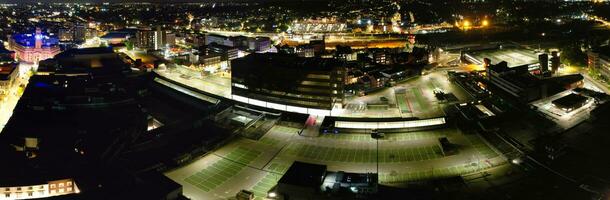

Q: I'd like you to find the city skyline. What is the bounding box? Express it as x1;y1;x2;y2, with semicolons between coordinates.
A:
0;1;609;200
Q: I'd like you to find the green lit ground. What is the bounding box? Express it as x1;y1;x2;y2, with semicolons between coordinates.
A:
165;125;507;200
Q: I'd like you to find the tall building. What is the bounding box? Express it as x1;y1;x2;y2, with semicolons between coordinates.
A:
57;28;74;42
74;24;86;42
588;46;610;80
539;53;549;73
8;28;61;63
248;37;271;52
231;54;346;113
136;29;156;50
204;43;239;61
136;27;173;50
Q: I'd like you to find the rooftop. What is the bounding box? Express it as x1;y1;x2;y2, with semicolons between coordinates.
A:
552;93;588;110
11;32;59;48
467;47;539;68
39;47;131;75
0;63;17;80
100;31;132;39
278;161;327;188
593;45;610;58
233;53;344;72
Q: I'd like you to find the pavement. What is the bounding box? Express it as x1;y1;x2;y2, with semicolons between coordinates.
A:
0;62;35;132
165;124;507;200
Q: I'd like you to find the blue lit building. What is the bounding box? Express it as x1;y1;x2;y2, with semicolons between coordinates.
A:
8;28;61;63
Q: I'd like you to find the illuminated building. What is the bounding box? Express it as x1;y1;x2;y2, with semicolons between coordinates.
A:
247;37;271;52
0;63;18;97
587;46;610;80
8;28;61;63
231;54;345;114
0;178;79;199
100;31;132;45
136;27;175;50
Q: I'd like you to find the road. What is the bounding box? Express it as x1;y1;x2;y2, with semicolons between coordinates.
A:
0;62;35;132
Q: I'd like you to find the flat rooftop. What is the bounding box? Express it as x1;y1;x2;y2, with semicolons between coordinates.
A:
278;161;327;188
466;47;539;68
552;93;588;110
12;33;59;48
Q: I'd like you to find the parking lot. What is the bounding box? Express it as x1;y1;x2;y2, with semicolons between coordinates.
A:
167;124;505;200
183;147;261;192
320;129;449;142
340;71;470;118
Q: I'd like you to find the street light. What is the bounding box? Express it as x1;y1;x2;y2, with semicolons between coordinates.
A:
370;129;384;175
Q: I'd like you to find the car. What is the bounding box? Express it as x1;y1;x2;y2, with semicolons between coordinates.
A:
236;190;254;200
179;74;191;79
371;130;385;139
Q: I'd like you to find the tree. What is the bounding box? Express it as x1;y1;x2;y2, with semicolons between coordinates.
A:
560;43;587;67
125;40;134;51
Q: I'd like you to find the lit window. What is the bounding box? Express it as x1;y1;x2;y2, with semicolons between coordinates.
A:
67;187;72;192
67;182;72;186
50;184;55;188
59;183;64;187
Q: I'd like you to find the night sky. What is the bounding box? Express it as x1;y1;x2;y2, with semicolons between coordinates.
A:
0;0;277;2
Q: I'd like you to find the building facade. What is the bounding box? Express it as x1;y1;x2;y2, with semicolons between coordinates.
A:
0;63;18;97
231;54;346;113
0;179;78;200
588;48;610;80
8;28;61;63
136;27;174;50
